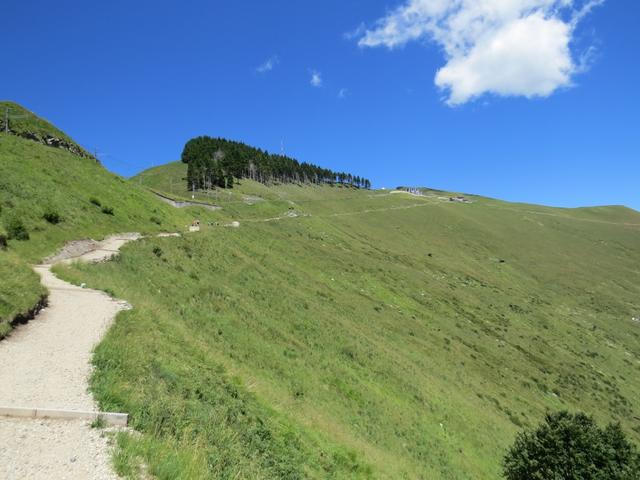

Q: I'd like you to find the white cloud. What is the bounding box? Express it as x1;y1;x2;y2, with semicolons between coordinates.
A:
338;88;349;99
344;22;367;40
310;70;323;87
256;55;279;74
356;0;604;105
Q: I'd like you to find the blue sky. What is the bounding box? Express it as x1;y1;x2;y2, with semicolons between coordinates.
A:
3;0;638;209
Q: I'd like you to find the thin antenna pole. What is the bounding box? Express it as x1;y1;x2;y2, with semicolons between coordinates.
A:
3;108;29;135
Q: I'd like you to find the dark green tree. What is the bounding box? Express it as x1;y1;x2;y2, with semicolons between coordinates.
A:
503;411;640;480
180;136;370;192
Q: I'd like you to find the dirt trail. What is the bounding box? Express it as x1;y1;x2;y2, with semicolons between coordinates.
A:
0;233;141;480
151;190;221;210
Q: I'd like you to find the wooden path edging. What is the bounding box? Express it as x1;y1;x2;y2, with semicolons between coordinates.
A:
0;406;128;427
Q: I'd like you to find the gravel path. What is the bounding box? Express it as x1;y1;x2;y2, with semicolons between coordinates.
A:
151;190;221;210
0;233;141;480
0;418;118;480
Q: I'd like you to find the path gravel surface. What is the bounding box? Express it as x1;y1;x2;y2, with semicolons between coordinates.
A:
0;233;141;480
0;418;117;480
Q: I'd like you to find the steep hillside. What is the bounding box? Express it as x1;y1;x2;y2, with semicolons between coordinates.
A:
0;129;207;335
0;251;46;338
56;163;640;479
0;101;94;159
3;106;639;477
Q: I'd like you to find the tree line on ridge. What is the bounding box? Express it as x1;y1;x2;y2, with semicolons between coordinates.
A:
181;136;371;190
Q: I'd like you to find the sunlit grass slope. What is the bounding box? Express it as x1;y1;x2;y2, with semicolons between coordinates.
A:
0;132;203;332
0;134;208;262
0;100;92;157
57;171;640;479
0;251;46;338
134;161;470;223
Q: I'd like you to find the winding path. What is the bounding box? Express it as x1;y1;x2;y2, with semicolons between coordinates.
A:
0;233;141;480
151;190;221;210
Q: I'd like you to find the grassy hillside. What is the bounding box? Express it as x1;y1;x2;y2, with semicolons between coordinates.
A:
135;160;326;207
56;168;640;479
135;161;444;222
0;101;93;158
0;131;207;334
0;251;46;338
0;133;214;262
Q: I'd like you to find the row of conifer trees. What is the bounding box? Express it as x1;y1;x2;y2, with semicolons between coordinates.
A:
181;136;371;190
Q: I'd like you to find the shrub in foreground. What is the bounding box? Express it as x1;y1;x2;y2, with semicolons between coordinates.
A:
4;217;29;241
43;209;62;224
503;411;640;480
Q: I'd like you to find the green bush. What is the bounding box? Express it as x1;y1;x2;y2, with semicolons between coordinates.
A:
0;233;7;249
149;216;162;225
43;209;62;224
101;206;114;216
4;217;29;241
503;411;640;480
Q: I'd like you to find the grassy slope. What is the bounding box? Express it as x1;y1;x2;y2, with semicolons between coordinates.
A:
57;170;640;479
0;100;90;155
0;251;46;338
135;160;336;220
0;132;206;333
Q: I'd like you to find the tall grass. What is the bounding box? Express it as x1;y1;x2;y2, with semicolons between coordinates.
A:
56;186;640;478
0;133;200;337
0;251;46;338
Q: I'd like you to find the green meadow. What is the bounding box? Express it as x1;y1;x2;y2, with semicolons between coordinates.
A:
2;105;640;478
0;132;198;333
55;175;640;478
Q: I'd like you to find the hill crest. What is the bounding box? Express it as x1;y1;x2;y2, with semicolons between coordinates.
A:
0;101;95;160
